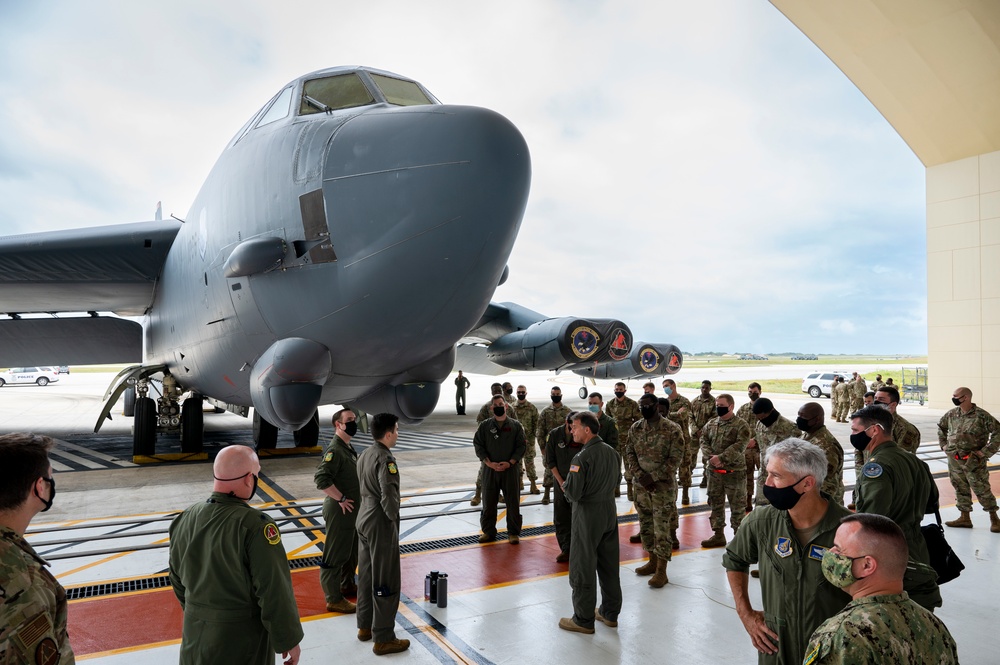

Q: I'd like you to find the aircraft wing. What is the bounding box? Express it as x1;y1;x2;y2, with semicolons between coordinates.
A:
0;221;181;366
0;220;180;315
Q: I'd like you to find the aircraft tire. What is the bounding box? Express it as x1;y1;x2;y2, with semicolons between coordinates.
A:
579;386;588;399
123;387;136;417
253;410;278;450
133;397;156;456
181;396;204;453
293;411;320;447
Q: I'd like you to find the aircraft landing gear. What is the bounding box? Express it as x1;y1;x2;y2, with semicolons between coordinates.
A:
133;380;156;456
293;410;320;448
579;386;588;399
253;410;278;449
181;395;204;453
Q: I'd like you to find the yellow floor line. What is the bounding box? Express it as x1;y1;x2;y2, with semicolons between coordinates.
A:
396;603;471;664
76;638;181;660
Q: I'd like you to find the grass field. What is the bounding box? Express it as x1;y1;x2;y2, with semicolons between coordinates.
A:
678;365;925;396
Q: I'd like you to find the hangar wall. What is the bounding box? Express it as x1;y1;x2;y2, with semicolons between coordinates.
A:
927;150;1000;412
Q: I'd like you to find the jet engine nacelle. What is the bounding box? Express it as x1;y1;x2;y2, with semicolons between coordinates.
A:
350;382;442;425
250;337;332;430
486;317;633;371
572;342;683;380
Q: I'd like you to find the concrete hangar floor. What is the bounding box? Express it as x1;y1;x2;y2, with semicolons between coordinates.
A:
3;368;997;663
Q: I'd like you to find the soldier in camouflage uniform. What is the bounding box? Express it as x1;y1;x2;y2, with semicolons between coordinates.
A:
869;374;885;393
691;380;717;488
513;385;541;494
937;386;1000;531
626;394;685;587
605;381;641;498
796;402;845;504
736;383;762;512
170;445;303;664
849;373;866;413
537;386;572;505
700;394;751;547
0;433;75;665
662;378;694;504
750;398;802;507
832;377;851;423
803;514;958;665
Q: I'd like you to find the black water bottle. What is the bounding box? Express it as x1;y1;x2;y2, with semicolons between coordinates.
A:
436;573;448;608
424;574;432;600
429;570;439;603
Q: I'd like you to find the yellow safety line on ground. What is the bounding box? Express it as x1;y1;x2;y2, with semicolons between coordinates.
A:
257;476;326;550
56;536;170;581
396;602;471;664
76;638;181;660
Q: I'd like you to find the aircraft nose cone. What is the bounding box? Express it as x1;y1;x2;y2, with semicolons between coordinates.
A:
323;104;531;260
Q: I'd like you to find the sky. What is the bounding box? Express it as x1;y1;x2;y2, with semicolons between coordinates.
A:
0;0;928;355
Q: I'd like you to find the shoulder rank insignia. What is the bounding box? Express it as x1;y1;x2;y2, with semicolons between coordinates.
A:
569;464;580;473
774;537;793;558
862;461;883;478
263;523;281;545
324;452;333;462
808;544;828;561
387;462;398;475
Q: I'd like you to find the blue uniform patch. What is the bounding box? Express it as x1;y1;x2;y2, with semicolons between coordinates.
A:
808;544;828;561
862;461;883;478
774;537;793;558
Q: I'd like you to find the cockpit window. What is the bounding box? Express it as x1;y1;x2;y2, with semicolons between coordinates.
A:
370;74;432;106
299;74;375;115
256;86;294;127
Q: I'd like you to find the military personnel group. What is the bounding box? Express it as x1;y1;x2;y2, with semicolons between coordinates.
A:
3;371;999;663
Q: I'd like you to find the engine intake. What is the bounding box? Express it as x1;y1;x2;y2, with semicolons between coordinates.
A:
486;317;632;371
572;342;683;380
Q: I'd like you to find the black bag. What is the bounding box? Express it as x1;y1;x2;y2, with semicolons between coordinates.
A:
921;510;965;584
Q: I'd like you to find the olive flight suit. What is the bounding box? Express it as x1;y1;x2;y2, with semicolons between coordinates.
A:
314;433;360;603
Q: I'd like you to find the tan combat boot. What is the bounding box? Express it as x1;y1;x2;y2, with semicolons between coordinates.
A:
701;529;727;548
541;487;551;505
635;552;658;576
648;559;668;588
945;511;973;528
530;480;540;495
470;487;481;506
990;510;1000;533
681;486;690;506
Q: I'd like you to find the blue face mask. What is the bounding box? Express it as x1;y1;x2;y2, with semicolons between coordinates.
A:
663;387;673;396
588;404;601;413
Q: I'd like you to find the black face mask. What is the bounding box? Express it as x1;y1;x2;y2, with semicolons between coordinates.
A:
762;476;807;511
639;404;657;419
614;391;625;399
517;393;526;400
493;405;506;417
795;416;812;431
551;395;562;404
749;392;760;401
849;428;872;451
35;476;56;512
952;397;962;406
343;421;358;437
716;406;729;417
760;411;780;428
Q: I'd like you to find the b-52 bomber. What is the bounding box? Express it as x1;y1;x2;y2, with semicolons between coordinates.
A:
0;66;682;454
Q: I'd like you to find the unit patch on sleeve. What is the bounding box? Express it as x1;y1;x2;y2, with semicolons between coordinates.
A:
569;464;580;473
263;523;281;545
387;462;398;475
324;452;333;462
862;462;883;479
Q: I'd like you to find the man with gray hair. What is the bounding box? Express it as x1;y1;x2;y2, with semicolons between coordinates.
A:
723;438;852;665
803;513;958;664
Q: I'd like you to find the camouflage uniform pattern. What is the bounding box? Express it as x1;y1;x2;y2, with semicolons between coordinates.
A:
802;426;845;504
690;393;716;482
625;415;685;558
736;401;760;506
666;395;695;487
803;593;958;665
537;403;572;489
849;377;867;413
0;526;74;665
513;400;540;483
700;416;750;531
606;396;641;482
832;382;851;422
937;403;1000;513
752;415;801;506
869;379;886;392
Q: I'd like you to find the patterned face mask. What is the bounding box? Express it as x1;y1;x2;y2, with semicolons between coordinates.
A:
821;549;865;588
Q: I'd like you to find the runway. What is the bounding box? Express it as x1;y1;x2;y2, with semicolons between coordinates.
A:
3;368;996;663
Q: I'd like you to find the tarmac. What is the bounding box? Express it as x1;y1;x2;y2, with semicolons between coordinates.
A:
1;366;996;663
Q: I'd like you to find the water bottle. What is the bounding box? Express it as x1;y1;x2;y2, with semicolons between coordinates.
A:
429;570;439;603
436;573;448;608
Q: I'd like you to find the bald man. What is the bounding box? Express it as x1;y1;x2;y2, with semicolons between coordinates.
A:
796;402;845;505
169;446;303;665
803;514;958;664
937;386;1000;531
